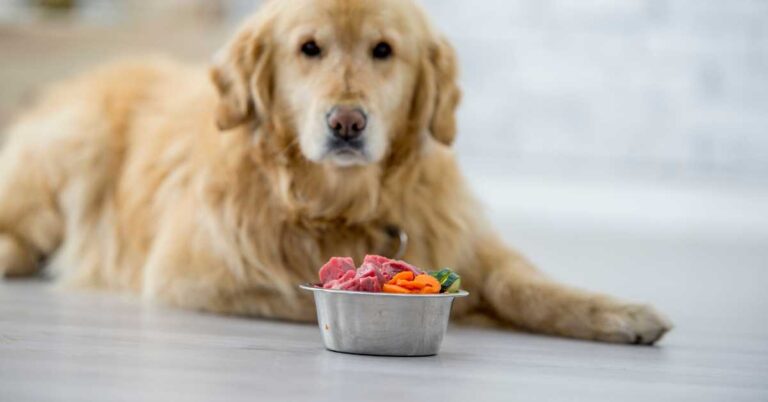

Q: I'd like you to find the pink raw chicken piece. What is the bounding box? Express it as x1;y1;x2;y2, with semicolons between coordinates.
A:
337;276;362;291
355;262;386;284
324;270;381;292
363;254;422;282
322;269;356;289
362;255;396;281
383;260;422;275
362;255;391;269
358;276;381;292
318;257;356;284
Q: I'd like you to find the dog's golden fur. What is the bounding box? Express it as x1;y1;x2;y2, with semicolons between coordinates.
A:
0;0;671;344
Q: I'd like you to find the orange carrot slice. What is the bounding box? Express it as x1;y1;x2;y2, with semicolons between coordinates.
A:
383;272;440;294
395;279;420;289
382;284;410;294
414;274;440;294
389;271;414;283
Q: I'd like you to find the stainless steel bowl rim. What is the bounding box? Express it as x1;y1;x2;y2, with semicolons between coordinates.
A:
299;284;468;298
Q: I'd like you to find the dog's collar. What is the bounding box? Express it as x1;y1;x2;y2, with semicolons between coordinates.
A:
383;224;408;260
294;217;408;260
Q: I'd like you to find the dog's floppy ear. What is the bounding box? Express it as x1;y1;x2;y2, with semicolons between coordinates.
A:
210;19;273;131
425;37;461;146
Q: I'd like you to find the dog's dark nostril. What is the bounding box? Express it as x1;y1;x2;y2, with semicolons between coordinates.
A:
327;106;367;141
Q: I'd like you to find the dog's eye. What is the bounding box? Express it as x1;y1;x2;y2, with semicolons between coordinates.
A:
300;40;322;58
372;42;392;60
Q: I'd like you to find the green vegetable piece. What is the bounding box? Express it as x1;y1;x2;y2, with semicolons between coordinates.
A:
445;277;461;293
429;268;461;293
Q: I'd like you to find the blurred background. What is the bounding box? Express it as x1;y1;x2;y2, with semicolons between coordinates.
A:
1;0;767;320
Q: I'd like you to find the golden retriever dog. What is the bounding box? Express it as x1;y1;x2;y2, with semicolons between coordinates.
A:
0;0;671;344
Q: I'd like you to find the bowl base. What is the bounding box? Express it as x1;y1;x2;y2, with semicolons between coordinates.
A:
324;347;437;357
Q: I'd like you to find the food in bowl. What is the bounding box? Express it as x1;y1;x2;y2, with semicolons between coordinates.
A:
317;255;462;294
304;255;468;356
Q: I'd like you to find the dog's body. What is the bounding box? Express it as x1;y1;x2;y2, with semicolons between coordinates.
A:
0;0;671;344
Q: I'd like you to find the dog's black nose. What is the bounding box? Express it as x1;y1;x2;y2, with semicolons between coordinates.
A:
327;106;367;141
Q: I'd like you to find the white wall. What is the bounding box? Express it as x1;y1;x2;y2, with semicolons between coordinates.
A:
418;0;768;183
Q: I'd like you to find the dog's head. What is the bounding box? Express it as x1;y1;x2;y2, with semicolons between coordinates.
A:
211;0;460;168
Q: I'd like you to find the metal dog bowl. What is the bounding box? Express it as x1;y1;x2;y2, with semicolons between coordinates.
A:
300;284;468;356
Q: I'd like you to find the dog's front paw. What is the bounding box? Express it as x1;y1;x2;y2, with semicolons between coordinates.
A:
591;302;673;345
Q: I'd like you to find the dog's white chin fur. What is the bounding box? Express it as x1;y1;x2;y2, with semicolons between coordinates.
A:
324;150;370;167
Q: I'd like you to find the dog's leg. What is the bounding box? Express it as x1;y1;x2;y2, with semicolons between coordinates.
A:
0;131;63;278
474;235;672;344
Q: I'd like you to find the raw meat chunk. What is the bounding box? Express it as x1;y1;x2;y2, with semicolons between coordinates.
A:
318;257;355;283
